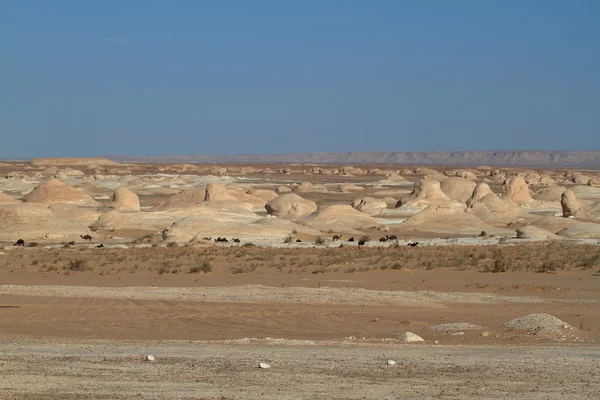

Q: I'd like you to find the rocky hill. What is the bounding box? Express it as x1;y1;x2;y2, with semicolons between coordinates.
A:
104;151;600;167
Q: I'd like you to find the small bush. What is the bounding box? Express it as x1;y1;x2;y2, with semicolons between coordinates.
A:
243;242;256;247
284;235;294;244
64;259;89;271
314;236;325;245
167;242;178;247
391;262;402;270
359;235;371;242
486;251;508;273
27;242;38;248
232;267;243;274
537;260;558;273
312;266;328;274
581;250;600;269
158;267;167;274
194;259;212;273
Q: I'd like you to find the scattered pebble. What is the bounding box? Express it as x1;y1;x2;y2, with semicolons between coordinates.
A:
387;360;397;365
481;331;491;337
146;355;155;361
259;362;271;369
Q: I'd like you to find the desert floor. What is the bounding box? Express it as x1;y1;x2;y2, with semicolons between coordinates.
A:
1;160;600;398
1;244;600;399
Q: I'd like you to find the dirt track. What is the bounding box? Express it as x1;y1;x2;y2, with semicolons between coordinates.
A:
1;338;599;399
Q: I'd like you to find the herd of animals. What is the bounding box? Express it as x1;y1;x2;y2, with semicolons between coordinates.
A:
13;230;419;248
11;233;420;248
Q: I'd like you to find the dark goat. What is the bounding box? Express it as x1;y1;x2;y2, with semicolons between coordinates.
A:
233;238;241;243
13;239;25;247
357;239;366;247
348;237;355;242
332;234;342;241
407;242;419;247
80;234;92;242
96;244;105;248
214;237;229;243
295;239;302;243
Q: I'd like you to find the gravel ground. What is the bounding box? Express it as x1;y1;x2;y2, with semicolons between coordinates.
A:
504;313;576;337
1;338;599;399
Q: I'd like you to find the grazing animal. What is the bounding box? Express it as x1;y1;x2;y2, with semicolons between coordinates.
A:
348;237;355;242
357;239;366;247
332;234;342;241
96;244;104;248
203;237;212;241
13;239;25;247
407;242;419;247
80;234;92;242
295;239;302;243
387;234;398;241
379;236;388;242
233;238;241;243
215;237;229;243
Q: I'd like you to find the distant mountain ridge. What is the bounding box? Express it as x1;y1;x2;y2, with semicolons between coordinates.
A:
103;151;600;167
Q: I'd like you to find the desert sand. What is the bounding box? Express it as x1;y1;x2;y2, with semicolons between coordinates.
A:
1;159;600;399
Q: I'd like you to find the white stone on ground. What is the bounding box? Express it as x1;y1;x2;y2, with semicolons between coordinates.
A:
396;332;424;342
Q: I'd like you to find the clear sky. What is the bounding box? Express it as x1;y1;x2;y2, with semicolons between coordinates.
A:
1;1;599;158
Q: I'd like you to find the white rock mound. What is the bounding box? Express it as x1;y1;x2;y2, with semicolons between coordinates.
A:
557;222;600;239
398;204;511;236
307;205;384;231
265;193;317;219
533;186;566;202
501;176;533;205
516;226;561;240
112;187;140;211
204;183;268;211
153;187;207;211
396;179;464;212
0;203;93;241
439;177;477;204
351;197;388;215
561;189;585;217
22;179;97;206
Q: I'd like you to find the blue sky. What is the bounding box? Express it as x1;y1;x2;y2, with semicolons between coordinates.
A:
1;1;599;158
